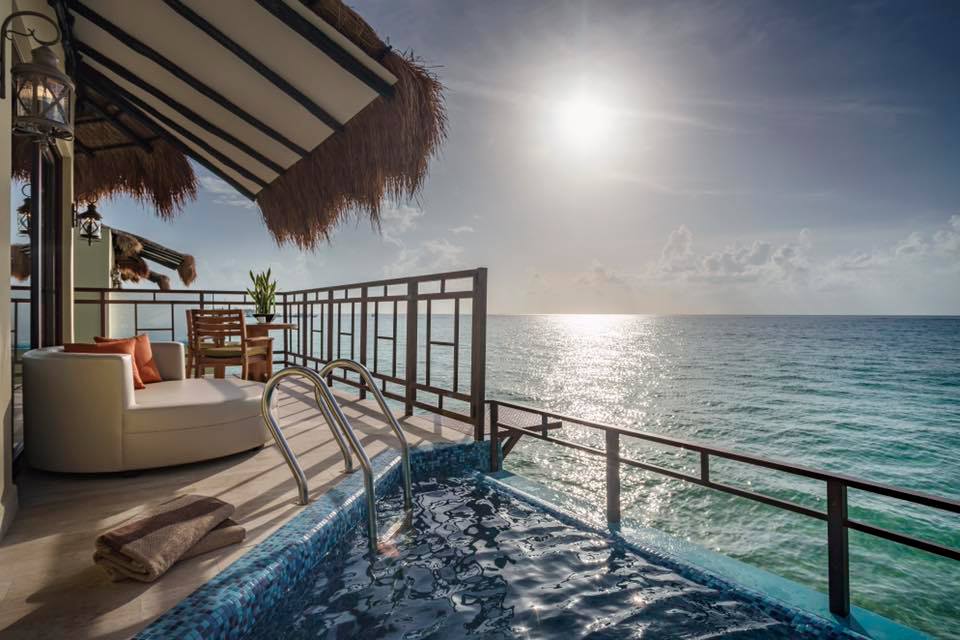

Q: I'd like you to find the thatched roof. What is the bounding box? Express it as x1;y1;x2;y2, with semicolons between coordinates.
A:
11;0;446;249
11;227;196;291
12;98;198;218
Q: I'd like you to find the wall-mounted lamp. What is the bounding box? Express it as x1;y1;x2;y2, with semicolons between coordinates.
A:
73;202;103;245
16;183;32;237
2;11;75;141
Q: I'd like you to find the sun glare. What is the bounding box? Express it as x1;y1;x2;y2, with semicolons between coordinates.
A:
553;95;614;149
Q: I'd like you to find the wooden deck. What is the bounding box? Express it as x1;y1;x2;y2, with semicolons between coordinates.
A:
0;379;472;639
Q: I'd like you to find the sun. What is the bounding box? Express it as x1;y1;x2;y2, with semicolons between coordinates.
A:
553;95;614;149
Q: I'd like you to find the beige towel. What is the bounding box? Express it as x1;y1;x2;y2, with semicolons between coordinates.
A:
94;495;239;582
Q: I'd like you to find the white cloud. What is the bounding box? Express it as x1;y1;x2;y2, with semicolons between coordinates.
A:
450;225;475;234
199;175;256;210
575;260;626;288
657;225;811;285
385;239;464;277
380;205;425;246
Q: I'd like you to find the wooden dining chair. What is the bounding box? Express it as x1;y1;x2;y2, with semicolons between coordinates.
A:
187;309;272;379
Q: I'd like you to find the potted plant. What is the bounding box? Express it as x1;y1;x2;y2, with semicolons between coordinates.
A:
248;268;277;323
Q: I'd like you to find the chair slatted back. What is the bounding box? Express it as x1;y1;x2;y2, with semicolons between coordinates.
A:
190;309;247;346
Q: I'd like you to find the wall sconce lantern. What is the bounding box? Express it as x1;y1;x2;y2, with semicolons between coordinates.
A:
2;11;75;141
16;184;32;237
74;202;103;245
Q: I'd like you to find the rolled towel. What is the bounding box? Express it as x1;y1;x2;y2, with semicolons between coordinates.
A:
94;495;235;582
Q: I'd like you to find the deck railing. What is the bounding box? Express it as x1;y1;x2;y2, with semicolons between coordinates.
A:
11;268;488;436
487;398;960;619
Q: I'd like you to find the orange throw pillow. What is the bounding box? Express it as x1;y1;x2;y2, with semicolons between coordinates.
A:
95;334;163;384
64;339;145;389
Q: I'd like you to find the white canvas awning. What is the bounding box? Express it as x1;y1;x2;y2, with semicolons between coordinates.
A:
68;0;399;199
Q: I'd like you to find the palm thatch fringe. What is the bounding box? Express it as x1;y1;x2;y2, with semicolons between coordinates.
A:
12;125;197;219
257;51;446;249
178;255;197;286
147;271;172;291
113;231;143;258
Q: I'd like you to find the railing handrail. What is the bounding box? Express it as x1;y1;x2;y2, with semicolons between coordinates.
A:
486;397;959;619
279;268;484;295
13;268;489;439
487;398;959;514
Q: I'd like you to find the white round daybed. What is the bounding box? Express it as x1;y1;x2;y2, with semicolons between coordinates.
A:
23;343;268;473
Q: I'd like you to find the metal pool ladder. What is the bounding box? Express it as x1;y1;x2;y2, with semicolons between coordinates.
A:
260;360;414;552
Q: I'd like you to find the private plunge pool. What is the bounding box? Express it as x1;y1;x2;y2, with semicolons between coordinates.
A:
135;443;910;640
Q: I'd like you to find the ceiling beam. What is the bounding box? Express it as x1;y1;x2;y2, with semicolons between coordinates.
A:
79;90;153;152
86;137;161;153
77;41;284;174
74;139;95;156
78;62;269;189
160;0;344;133
254;0;394;98
67;0;308;157
79;64;258;201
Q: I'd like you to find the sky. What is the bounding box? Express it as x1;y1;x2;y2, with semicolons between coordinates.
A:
13;0;960;314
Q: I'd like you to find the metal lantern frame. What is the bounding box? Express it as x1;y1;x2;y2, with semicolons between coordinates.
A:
2;11;75;141
16;183;32;237
75;202;103;245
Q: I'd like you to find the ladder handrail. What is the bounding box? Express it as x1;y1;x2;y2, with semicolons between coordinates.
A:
260;367;357;504
260;361;414;552
317;359;414;511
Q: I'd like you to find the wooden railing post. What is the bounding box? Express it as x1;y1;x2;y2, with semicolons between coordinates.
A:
326;290;334;386
489;402;500;472
300;292;308;366
404;280;418;416
470;268;488;441
281;292;289;367
98;290;107;337
606;430;621;525
827;480;850;617
359;286;368;400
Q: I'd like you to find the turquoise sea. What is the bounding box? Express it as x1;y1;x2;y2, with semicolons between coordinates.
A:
113;308;959;636
485;315;960;639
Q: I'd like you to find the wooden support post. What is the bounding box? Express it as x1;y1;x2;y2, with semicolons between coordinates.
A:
827;480;850;617
606;430;621;525
404;281;418;416
489;402;500;472
326;290;334;386
359;286;368;400
470;268;488;441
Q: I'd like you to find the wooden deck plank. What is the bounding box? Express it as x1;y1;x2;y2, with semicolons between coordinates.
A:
0;379;470;639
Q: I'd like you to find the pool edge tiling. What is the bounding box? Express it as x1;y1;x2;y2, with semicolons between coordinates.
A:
482;471;928;640
136;442;924;640
135;442;491;640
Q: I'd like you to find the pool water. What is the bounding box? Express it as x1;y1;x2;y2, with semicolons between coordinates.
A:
249;476;824;639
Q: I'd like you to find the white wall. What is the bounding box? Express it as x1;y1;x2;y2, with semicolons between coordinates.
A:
73;228;112;342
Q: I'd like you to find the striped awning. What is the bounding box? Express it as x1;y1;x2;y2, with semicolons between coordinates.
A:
67;0;399;200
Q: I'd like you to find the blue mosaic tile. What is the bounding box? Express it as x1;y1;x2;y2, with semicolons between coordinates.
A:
137;440;876;640
136;441;491;640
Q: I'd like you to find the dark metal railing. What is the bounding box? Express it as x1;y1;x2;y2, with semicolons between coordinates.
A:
12;268;488;435
487;398;960;619
280;268;487;438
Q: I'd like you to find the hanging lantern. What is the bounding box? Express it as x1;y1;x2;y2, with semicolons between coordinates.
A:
12;45;75;141
16;184;32;237
75;202;103;245
1;12;74;141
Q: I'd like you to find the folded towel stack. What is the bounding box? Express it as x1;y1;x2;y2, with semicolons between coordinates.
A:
94;494;246;582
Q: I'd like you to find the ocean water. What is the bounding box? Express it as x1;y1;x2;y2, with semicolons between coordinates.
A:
118;308;960;636
484;315;960;639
